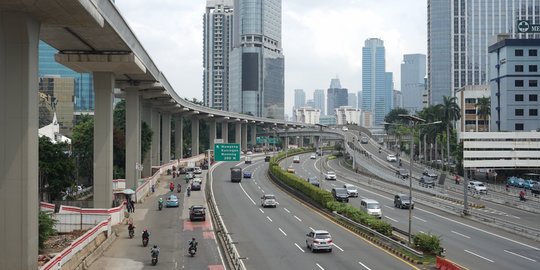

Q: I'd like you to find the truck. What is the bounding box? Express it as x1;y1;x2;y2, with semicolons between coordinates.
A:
231;167;242;182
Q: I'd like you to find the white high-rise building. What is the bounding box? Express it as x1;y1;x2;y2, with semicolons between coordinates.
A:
335;106;361;125
294;107;320;125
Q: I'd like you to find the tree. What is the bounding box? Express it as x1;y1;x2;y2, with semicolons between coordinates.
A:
39;211;57;250
437;96;461;167
476;97;491;131
39;136;76;201
72;114;94;183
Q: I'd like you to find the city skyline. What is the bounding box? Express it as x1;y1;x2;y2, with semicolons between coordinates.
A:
114;0;427;114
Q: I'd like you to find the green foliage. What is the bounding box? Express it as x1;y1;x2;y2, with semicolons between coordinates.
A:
72;115;94;182
141;121;153;159
413;232;441;254
39;137;76;201
39;211;57;249
326;201;392;236
384;108;410;132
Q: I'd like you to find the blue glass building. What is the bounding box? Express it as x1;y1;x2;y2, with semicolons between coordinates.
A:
362;38;388;126
39;41;94;112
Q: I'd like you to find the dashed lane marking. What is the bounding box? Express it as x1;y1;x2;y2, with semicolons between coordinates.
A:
451;230;471;239
358;261;372;270
294;215;302;222
294;243;305;253
239;183;256;205
333;243;344;252
279;228;287;236
503;250;536;262
464;249;494;262
266;216;273;222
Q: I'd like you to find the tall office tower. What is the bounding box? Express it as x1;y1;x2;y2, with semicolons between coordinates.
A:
357;91;362;110
294;89;306;108
313;89;325;115
428;0;540;105
39;41;94;113
401;54;426;113
203;0;234;110
348;93;357;108
327;78;348;115
385;72;394;112
362;38;387;126
306;99;315;108
393;89;403;109
229;0;285;119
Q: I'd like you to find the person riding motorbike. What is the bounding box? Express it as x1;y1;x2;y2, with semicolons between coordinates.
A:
378;147;381;153
128;221;135;237
169;182;174;191
519;190;527;201
177;183;182;192
158;197;164;207
142;229;150;240
187;186;191;197
188;237;198;253
150;245;160;265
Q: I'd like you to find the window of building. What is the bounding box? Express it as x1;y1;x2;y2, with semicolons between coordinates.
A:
515;123;524;130
515;49;524;56
515;65;524;72
515;94;524;101
465;109;476;114
530;49;538;56
530;109;538;116
515;109;524;116
515;80;524;87
530;94;538;101
529;65;538;72
465;98;476;104
530;80;538;87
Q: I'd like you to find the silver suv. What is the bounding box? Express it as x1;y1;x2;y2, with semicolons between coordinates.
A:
260;194;278;208
306;229;333;252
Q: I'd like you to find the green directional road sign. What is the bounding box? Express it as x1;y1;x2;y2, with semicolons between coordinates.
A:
517;20;540;33
214;143;241;161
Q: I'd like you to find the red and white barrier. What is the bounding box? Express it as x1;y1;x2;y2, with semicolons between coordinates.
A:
40;202;55;212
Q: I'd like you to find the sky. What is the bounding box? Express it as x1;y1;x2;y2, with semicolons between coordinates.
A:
115;0;427;116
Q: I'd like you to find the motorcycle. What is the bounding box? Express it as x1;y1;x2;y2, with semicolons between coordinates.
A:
187;188;191;197
177;185;182;193
169;185;174;192
188;246;197;257
128;227;134;239
158;201;163;211
151;253;158;265
142;237;149;247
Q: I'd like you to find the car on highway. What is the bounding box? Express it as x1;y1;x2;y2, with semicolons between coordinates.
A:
189;205;206;221
166;195;179;207
532;182;540;196
306;229;333;252
422;170;438;179
325;171;337;180
343;184;358;197
193;167;202;174
394;194;414;209
293;156;300;163
310;153;317;159
386;154;397;162
178;167;187;174
185;172;194;180
265;155;271;162
360;199;382;219
507;176;524;187
245;155;252;164
260;194;278;208
523;180;538;189
419;175;435;188
287;166;295;174
190;179;202;191
332;188;349;202
360;137;369;144
243;171;252;178
468;181;487;194
396;168;409;179
307;177;320;187
342;126;349;131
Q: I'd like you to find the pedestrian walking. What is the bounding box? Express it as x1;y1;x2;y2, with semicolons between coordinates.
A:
130;199;135;212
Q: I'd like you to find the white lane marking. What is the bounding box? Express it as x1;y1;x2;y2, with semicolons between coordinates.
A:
294;243;305;253
234;161;244;167
383;205;393;209
451;230;471;239
316;263;325;270
239;183;256;205
309;226;314;231
330;183;336;187
385;216;398;222
358;261;372;270
261;189;265;193
504;249;536;262
284;208;291;213
259;208;264;214
279;228;287;236
294;215;302;222
266;216;273;222
464;249;494;262
257;186;261;190
333;243;344;252
414;216;427;222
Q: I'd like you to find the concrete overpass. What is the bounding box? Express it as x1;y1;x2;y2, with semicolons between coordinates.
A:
0;1;310;268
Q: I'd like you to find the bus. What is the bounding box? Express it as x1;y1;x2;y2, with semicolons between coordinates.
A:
231;167;242;182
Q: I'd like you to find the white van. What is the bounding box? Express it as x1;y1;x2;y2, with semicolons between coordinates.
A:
360;199;382;219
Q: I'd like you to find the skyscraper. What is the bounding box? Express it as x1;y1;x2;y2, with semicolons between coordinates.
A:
362;38;387;126
401;54;426;113
385;72;394;112
203;0;234;110
327;78;348;115
348;93;357;108
229;0;285;119
313;89;325;115
428;0;540;105
294;89;306;109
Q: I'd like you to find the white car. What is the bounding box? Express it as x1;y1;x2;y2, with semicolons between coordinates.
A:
306;229;333;252
310;153;317;159
325;171;337;180
386;154;397;162
293;156;300;163
261;194;278;208
342;126;349;131
468;181;488;194
343;184;358;197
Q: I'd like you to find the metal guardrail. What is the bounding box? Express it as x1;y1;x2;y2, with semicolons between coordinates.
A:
205;170;246;270
470;211;540;241
332;211;424;258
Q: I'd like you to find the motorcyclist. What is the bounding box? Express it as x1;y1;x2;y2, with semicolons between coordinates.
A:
158;197;164;207
188;237;198;253
519;190;527;201
177;183;182;192
169;182;174;191
142;229;150;240
128;221;135;232
187;186;191;197
151;245;160;260
378;147;381;153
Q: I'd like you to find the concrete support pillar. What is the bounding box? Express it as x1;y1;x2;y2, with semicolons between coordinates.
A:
162;113;171;163
221;121;229;143
125;89;140;192
250;124;257;147
235;122;242;144
299;136;304;148
151;109;160;166
142;104;152;177
191;118;200;156
93;72;115;208
284;136;289;151
209;119;216;150
174;115;183;159
0;12;39;269
242;123;248;151
310;136;315;147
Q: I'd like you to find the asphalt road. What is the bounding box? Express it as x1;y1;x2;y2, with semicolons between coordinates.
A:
211;156;419;270
88;173;224;270
282;152;540;270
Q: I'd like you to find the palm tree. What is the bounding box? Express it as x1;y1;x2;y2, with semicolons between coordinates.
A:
476;97;491;131
417;105;442;162
437;96;461;168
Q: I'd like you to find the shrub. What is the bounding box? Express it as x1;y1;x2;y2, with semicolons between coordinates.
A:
413;232;441;254
39;211;57;249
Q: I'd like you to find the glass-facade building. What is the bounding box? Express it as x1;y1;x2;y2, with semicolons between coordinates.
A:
401;54;426;113
327;78;348;115
428;0;540;105
362;38;387;126
314;89;325;115
39;41;94;112
229;0;285;119
294;89;306;109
